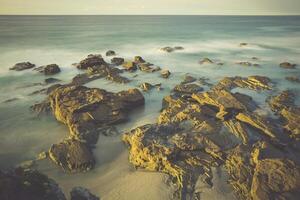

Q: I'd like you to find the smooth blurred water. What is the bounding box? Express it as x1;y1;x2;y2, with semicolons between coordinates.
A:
0;15;299;199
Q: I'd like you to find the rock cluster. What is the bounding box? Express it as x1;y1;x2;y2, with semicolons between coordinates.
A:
34;84;145;172
123;75;300;199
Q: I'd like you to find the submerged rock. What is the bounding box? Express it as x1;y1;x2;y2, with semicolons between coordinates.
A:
76;54;107;70
35;64;61;75
70;187;100;200
160;46;184;53
286;76;300;83
161;69;171;78
0;168;66;200
199;58;213;65
181;75;197;84
2;98;19;103
9;62;35;71
280;62;297;69
106;50;116;56
45;78;61;84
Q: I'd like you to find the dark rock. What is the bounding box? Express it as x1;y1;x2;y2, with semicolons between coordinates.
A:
280;62;297;69
70;187;99;200
239;43;248;47
49;139;95;172
182;75;197;84
0;168;66;200
111;57;124;66
2;98;19;103
45;78;61;84
35;64;61;75
173;83;203;95
286;76;300;83
134;56;145;63
10;62;35;71
199;58;214;65
174;46;184;50
106;50;116;57
76;55;107;70
160;46;174;53
139;82;154;91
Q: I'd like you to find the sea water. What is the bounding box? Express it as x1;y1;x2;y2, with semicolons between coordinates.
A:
0;15;300;199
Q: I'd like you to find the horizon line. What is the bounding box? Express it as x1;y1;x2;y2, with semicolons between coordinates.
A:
0;14;299;16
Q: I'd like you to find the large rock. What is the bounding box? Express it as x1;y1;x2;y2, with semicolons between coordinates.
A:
111;57;124;66
49;139;95;172
106;50;116;56
0;168;66;200
9;62;35;71
76;55;107;70
161;69;171;78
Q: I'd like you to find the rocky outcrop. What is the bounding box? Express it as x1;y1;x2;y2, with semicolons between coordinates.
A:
280;62;297;69
33;84;144;172
111;57;124;66
76;54;107;70
35;64;61;75
70;187;100;200
0;168;66;200
9;62;35;71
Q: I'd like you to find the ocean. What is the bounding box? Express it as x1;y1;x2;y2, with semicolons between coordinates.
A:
0;15;299;199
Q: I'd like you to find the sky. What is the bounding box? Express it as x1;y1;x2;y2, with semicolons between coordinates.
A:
0;0;299;15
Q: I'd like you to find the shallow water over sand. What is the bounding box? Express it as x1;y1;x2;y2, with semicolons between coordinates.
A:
0;16;300;199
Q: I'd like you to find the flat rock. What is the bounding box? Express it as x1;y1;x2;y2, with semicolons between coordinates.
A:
76;54;107;70
280;62;297;69
199;58;214;65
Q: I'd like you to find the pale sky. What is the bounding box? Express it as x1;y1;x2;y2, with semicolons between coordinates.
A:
0;0;299;15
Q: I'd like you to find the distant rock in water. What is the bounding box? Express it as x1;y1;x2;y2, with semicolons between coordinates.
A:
286;76;300;83
2;98;19;103
236;61;260;67
70;187;100;200
76;54;107;70
35;64;61;75
160;69;171;78
9;62;35;71
45;78;61;84
199;58;214;65
160;46;184;53
280;62;297;69
239;42;248;47
106;50;116;56
0;168;66;200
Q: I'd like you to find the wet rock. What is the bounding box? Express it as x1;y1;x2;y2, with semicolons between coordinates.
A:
160;46;174;53
280;62;297;69
236;62;260;67
70;187;100;200
0;168;66;200
35;64;61;75
173;84;203;95
239;43;248;47
138;63;158;73
182;75;197;84
134;56;145;63
174;46;184;50
161;69;171;78
49;139;95;172
286;76;300;83
139;82;154;91
106;50;116;56
199;58;213;65
76;54;107;70
31;100;51;114
111;57;124;66
122;61;137;71
267;90;295;113
9;62;35;71
45;78;61;84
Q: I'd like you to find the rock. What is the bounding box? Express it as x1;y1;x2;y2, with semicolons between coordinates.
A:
35;64;61;75
31;100;51;114
161;69;171;78
0;168;66;200
199;58;214;65
49;139;95;172
174;46;184;50
160;46;174;53
122;61;137;71
182;75;197;84
280;107;300;139
138;63;157;73
134;56;145;63
173;84;203;95
252;57;259;60
36;151;48;160
267;90;295;113
286;76;300;83
18;160;36;169
9;62;35;71
239;43;248;47
106;50;116;56
76;55;107;70
45;78;61;84
251;159;300;200
70;187;99;200
139;82;154;91
111;57;124;66
280;62;297;69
